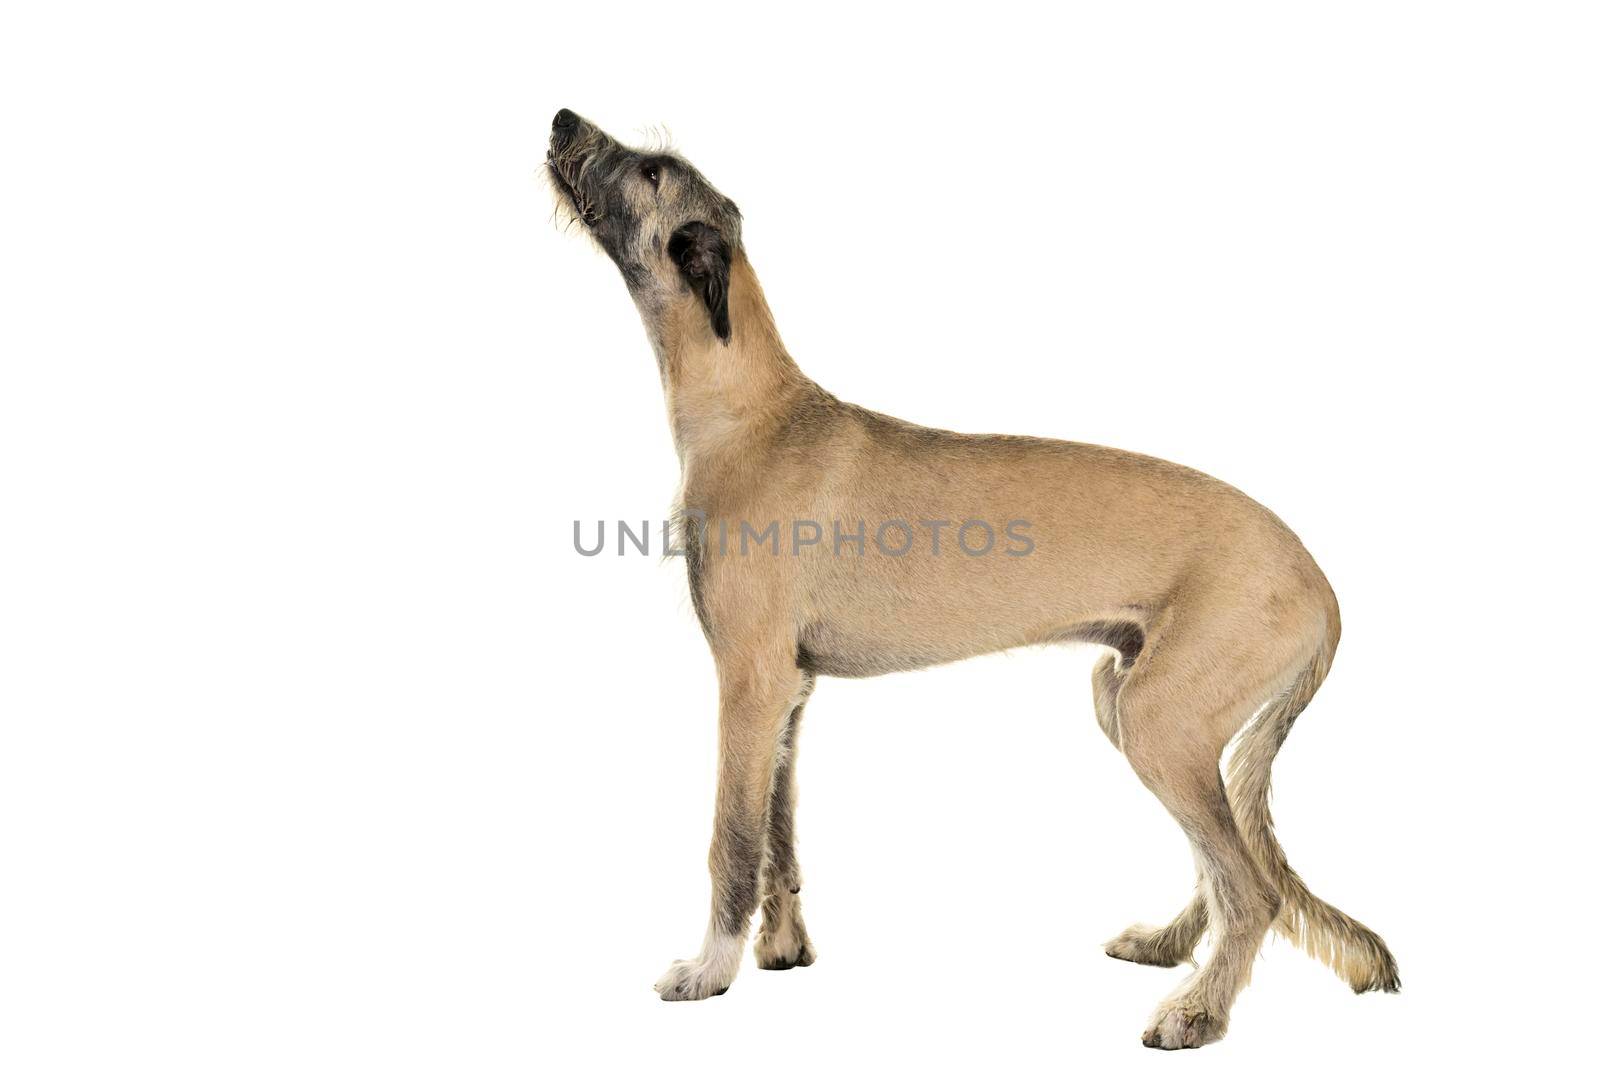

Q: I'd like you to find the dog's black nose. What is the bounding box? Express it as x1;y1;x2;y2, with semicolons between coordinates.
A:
553;109;578;131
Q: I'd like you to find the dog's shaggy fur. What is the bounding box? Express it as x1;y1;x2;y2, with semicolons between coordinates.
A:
547;109;1398;1049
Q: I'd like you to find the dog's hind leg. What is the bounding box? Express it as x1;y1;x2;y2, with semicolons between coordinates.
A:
1110;604;1319;1049
1105;889;1209;968
754;677;817;970
1096;644;1214;968
1225;612;1401;994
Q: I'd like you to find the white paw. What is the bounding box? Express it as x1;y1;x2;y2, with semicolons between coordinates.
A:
654;956;734;1001
1140;1001;1224;1050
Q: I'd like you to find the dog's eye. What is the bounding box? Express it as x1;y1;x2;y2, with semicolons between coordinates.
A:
641;162;660;186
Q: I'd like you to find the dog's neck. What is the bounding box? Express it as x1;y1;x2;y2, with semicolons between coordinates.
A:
651;256;812;471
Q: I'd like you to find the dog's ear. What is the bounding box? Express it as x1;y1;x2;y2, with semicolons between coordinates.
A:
667;221;732;343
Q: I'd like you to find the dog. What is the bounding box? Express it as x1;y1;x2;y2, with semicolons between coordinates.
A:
546;108;1398;1049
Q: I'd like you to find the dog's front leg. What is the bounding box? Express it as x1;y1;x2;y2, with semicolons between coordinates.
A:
754;680;817;970
655;645;806;1001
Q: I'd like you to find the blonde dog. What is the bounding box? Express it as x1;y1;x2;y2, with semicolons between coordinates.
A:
547;108;1398;1049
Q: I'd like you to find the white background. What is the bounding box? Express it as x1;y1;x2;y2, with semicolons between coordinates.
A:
3;2;1597;1063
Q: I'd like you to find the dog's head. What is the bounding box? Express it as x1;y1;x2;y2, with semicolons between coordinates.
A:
547;109;742;344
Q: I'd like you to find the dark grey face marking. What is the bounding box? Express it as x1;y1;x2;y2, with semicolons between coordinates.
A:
546;109;744;341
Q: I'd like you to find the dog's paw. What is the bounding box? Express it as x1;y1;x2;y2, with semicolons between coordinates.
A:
1140;1001;1225;1050
754;924;815;970
1104;923;1193;968
654;958;732;1001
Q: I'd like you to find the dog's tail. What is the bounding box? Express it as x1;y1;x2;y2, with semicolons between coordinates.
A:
1226;608;1401;994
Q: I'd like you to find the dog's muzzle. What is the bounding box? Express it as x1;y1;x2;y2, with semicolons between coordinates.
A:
547;108;601;225
550;108;579;144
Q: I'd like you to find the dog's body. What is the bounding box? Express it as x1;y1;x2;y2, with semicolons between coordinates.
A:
548;109;1398;1049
